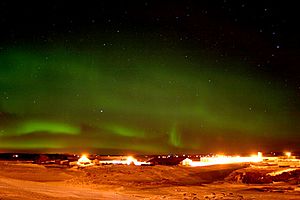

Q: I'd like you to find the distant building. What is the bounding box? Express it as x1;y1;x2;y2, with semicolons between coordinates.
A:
77;155;94;167
147;156;185;165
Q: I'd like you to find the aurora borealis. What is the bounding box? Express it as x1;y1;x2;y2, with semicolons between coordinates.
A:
0;1;299;153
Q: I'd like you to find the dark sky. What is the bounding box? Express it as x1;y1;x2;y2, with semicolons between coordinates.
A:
0;1;299;154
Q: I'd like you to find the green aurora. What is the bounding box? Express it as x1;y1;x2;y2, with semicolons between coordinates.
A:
0;40;299;153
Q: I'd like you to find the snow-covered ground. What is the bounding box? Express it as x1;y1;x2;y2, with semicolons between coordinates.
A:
0;161;299;199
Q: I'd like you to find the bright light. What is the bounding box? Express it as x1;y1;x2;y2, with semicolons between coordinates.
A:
77;154;94;167
268;168;296;176
257;152;263;158
285;152;291;157
182;153;263;167
126;156;137;165
99;156;150;166
181;158;193;166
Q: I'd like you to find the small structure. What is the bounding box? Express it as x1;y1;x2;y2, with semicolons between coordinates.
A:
181;158;193;166
77;155;94;167
148;156;185;165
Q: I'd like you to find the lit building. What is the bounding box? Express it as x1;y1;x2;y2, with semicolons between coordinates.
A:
77;155;94;167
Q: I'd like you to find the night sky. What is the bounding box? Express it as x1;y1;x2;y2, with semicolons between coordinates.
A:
0;1;299;154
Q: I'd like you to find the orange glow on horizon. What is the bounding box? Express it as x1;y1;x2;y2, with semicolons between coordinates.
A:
99;156;150;166
182;152;264;167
